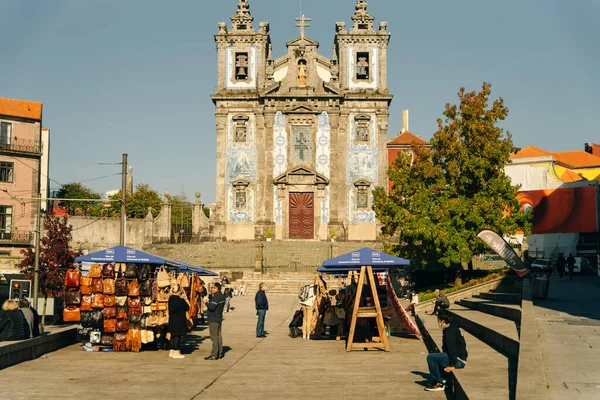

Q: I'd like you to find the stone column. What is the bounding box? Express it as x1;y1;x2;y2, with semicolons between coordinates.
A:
254;242;264;273
144;207;153;244
192;191;210;239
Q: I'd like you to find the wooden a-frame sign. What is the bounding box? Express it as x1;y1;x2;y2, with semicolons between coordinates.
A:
346;265;390;352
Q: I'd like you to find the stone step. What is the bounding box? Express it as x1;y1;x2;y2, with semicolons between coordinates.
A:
448;304;520;359
475;292;522;305
457;298;522;323
418;312;515;400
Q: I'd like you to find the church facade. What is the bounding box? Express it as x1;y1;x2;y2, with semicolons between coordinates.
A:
212;0;392;241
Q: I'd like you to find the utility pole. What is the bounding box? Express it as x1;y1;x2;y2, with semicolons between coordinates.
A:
120;154;127;246
33;192;41;310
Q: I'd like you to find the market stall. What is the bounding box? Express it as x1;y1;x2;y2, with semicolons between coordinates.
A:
62;246;216;352
320;248;410;352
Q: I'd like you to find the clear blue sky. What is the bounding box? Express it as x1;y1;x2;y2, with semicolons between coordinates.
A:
1;0;598;204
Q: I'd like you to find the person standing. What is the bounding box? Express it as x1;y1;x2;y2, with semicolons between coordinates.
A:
0;300;27;341
168;284;190;359
299;284;317;339
223;286;234;313
205;283;226;360
255;283;269;338
239;281;247;296
557;254;566;280
567;254;576;280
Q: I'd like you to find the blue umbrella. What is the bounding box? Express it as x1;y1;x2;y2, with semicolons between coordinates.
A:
75;245;166;264
321;248;410;269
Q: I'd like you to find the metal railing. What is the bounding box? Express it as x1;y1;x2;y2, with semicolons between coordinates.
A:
0;230;34;244
0;139;42;154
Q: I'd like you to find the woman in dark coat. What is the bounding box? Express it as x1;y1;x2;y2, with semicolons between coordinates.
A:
0;299;27;341
168;284;189;359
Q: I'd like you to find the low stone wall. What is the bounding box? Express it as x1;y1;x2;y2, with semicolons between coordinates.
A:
415;278;505;314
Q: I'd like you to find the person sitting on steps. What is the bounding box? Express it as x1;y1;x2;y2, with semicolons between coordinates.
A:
431;289;450;316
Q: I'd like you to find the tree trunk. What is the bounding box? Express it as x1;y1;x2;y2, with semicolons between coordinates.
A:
41;295;48;334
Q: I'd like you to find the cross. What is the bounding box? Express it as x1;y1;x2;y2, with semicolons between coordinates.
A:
295;14;311;43
294;132;309;160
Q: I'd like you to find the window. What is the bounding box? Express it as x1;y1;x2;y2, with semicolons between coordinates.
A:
291;126;313;165
354;115;371;144
0;162;14;183
0;205;12;240
356;52;370;80
0;122;12;146
232;180;249;210
232;116;249;143
235;52;249;81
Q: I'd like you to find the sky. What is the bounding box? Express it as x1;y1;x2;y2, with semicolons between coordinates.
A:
1;0;599;204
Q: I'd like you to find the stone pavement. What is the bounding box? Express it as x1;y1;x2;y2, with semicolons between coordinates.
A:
534;274;600;399
0;294;443;400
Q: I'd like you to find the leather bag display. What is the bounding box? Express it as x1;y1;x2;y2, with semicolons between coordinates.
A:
116;307;128;320
115;279;128;296
64;290;82;306
81;284;93;295
150;301;167;312
116;319;129;332
114;332;127;342
157;310;169;326
92;294;105;309
103;307;117;319
81;276;93;287
90;330;102;344
141;329;154;344
146;313;159;327
91;310;103;329
92;278;103;294
157;289;170;303
140;280;152;297
77;326;92;342
128;314;141;325
104;319;116;333
156;266;170;288
126;329;142;352
63;306;81;322
125;263;137;278
65;269;81;287
116;296;127;306
113;341;128;352
178;272;190;288
101;334;114;346
128;305;142;316
137;264;150;281
127;297;141;309
88;263;102;278
128;279;140;297
102;263;115;278
103;279;115;294
104;295;116;307
81;295;93;311
81;311;93;328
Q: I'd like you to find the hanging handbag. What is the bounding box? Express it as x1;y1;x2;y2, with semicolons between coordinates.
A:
92;293;104;309
116;307;128;320
125;263;137;278
103;279;115;294
102;263;115;278
113;341;128;352
157;310;169;326
65;269;81;287
137;264;150;281
146;313;159;327
81;276;93;287
143;305;152;315
150;301;167;311
91;310;103;329
104;295;116;307
81;284;92;295
157;289;170;303
114;332;127;342
128;305;142;316
64;290;82;306
156;266;170;288
128;279;140;297
104;318;117;333
77;326;92;342
92;278;103;294
63;306;81;322
81;295;93;311
101;334;114;346
116;319;129;332
116;296;127;306
81;311;93;328
140;280;152;297
115;279;128;296
103;307;117;319
127;297;141;308
178;272;190;288
126;328;142;353
128;314;142;325
90;330;102;344
88;263;102;278
141;329;154;344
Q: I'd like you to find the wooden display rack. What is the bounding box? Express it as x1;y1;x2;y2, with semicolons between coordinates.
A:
346;265;390;352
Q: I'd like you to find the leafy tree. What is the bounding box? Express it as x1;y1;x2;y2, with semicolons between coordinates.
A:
19;215;82;329
374;83;531;270
107;183;162;219
55;183;103;216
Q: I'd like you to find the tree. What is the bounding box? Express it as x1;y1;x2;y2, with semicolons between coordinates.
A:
107;184;162;219
55;183;103;216
169;191;193;243
374;82;531;270
19;215;82;330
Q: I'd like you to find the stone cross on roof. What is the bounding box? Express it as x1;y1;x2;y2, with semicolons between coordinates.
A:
351;0;375;32
231;0;254;30
295;14;311;45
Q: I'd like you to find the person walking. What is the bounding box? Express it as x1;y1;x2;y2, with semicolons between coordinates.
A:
431;289;450;316
255;283;269;338
223;286;234;313
557;254;566;280
425;312;468;392
567;254;576;280
0;299;27;341
168;284;190;359
205;282;226;360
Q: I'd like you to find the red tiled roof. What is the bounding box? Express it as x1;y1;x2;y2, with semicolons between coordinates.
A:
0;97;43;120
560;169;584;182
387;131;428;146
509;146;551;159
553;151;600;169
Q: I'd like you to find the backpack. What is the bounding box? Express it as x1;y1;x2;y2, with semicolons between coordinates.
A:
298;285;312;303
289;309;303;328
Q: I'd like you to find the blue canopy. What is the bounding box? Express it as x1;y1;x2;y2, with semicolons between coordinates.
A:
321;248;410;269
75;246;166;264
317;265;389;275
165;259;218;276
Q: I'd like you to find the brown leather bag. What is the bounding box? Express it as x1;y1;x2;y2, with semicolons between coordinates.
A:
63;306;81;322
64;290;81;306
104;295;116;307
102;263;115;278
101;334;114;346
103;279;115;294
92;278;103;294
114;332;127;342
128;279;140;297
116;319;129;332
88;263;102;278
103;307;117;319
113;341;128;352
65;269;81;287
104;318;117;333
126;328;142;353
157;289;170;302
92;294;104;309
81;285;92;295
80;276;93;287
127;297;141;309
81;295;93;311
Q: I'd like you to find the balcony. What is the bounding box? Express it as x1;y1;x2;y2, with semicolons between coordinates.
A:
0;139;42;155
0;230;34;245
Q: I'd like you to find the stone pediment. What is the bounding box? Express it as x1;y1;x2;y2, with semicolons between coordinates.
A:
286;36;320;48
285;104;319;114
274;166;329;186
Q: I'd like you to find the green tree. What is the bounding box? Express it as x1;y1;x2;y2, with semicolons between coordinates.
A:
374;82;531;269
55;183;103;216
107;184;162;219
19;215;82;330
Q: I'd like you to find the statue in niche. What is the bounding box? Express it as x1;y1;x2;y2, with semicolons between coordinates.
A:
235;123;247;143
357;124;369;142
297;60;307;87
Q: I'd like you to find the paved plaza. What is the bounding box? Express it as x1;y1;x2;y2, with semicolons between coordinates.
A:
0;294;443;400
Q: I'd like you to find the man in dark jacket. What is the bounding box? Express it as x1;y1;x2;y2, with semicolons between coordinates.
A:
431;289;450;316
425;312;468;392
567;254;576;280
205;283;226;360
255;283;269;338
